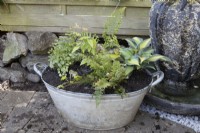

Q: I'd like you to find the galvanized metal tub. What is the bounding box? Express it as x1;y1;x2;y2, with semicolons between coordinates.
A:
34;63;164;130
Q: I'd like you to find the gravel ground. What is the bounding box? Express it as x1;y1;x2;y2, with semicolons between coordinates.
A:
140;103;200;132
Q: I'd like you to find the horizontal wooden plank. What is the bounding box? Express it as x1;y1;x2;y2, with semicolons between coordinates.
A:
0;14;149;29
126;7;150;18
0;1;151;36
67;6;116;16
0;5;9;13
0;26;150;36
4;0;152;7
9;4;61;14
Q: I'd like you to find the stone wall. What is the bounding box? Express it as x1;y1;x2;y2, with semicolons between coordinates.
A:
0;32;57;85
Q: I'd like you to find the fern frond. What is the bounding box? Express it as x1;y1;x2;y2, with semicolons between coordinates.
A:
103;7;126;35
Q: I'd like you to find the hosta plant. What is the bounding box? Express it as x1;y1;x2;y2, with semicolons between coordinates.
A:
120;37;171;74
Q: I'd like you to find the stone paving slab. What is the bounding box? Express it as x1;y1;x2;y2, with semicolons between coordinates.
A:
0;91;35;107
0;91;7;101
0;90;195;133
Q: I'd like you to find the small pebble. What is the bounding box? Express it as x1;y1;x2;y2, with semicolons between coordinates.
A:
195;116;198;121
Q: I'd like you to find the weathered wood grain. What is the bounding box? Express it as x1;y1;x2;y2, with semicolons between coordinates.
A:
0;0;151;35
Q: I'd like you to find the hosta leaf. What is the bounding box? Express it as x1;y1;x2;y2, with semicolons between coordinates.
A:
120;48;132;60
145;65;156;70
139;56;147;63
140;48;154;56
146;54;171;62
132;37;143;46
139;38;151;50
125;38;137;49
127;56;140;66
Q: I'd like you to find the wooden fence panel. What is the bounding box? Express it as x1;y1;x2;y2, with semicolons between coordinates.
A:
0;0;152;35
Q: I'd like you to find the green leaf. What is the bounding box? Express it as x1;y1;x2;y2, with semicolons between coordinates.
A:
94;89;103;106
95;78;111;89
57;84;64;89
125;66;134;76
74;75;82;81
120;48;132;60
140;48;154;56
145;65;156;70
132;37;143;46
80;58;88;65
103;7;126;35
72;46;80;53
139;38;151;50
110;54;120;59
80;36;89;40
61;76;67;81
125;38;137;49
87;39;94;48
114;86;126;98
146;54;171;62
139;56;147;63
127;56;140;66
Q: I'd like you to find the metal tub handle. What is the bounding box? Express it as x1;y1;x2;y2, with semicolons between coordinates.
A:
149;71;164;91
34;62;48;77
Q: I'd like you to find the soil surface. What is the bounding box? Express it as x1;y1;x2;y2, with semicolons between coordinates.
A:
43;67;152;94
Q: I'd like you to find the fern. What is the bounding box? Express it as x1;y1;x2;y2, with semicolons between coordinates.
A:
103;7;126;49
103;7;125;35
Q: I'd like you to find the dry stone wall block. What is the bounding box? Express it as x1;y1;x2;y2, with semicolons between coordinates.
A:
27;73;40;83
0;67;26;83
26;32;57;55
19;53;48;73
3;33;28;65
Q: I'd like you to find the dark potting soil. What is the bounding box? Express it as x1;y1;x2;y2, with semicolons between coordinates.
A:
43;67;151;94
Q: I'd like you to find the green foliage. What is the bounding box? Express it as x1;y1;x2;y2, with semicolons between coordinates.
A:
72;32;98;55
103;7;125;49
121;37;171;73
48;8;169;105
104;7;125;35
49;8;127;105
48;32;82;78
79;48;127;105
